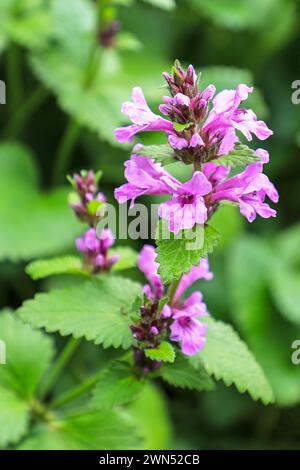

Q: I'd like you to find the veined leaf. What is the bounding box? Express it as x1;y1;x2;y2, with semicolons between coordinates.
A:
135;144;176;166
145;341;175;363
156;220;221;284
17;276;141;349
0;312;54;400
160;354;214;391
26;256;86;280
190;317;274;405
0;386;29;449
92;361;144;410
212;142;260;168
18;410;141;450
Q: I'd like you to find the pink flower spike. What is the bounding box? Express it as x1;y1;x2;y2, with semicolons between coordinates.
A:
170;293;208;356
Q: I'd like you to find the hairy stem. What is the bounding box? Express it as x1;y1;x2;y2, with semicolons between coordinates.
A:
39;337;81;399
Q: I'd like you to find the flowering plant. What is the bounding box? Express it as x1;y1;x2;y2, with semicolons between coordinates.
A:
13;61;277;450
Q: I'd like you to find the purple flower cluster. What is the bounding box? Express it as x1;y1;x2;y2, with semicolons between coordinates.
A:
132;245;212;357
114;61;279;360
69;170;106;226
115;61;272;163
114;62;278;233
69;170;119;274
76;228;119;274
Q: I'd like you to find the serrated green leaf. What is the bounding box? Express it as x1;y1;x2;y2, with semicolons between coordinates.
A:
0;312;54;400
212;142;260;168
190;317;274;405
18;410;141;450
0;386;29;449
26;256;86;280
92;361;144;410
156;220;221;284
0;142;81;262
160;354;214;391
145;341;175;363
111;247;138;271
17;276;141;349
134;144;176;165
173;122;193;132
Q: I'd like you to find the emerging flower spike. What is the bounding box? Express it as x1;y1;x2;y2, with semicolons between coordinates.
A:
133;245;213;358
68;170;106;226
76;228;119;273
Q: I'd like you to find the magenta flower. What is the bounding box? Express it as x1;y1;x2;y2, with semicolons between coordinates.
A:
170;292;208;356
159;171;212;233
114;153;177;208
204;149;279;222
203;84;273;155
76;228;119;272
173;259;213;304
115;87;174;143
138;245;164;300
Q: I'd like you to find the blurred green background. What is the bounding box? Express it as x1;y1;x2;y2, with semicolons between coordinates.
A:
1;0;300;450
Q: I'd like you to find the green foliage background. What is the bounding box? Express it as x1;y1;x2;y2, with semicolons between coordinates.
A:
0;0;300;450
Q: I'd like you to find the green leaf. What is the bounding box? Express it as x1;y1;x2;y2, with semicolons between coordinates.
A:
173;122;193;132
92;361;144;410
211;142;260;168
128;382;171;450
0;142;81;262
111;247;138;271
0;386;29;449
160;354;214;391
26;256;86;280
17;276;141;349
156;220;221;284
145;341;175;363
190;317;274;405
0;312;54;400
135;144;176;165
18;410;141;450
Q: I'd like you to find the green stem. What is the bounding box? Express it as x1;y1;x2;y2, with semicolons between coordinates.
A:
167;277;181;305
6;43;23;115
2;86;48;139
39;337;81;399
49;370;103;410
52;118;80;185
